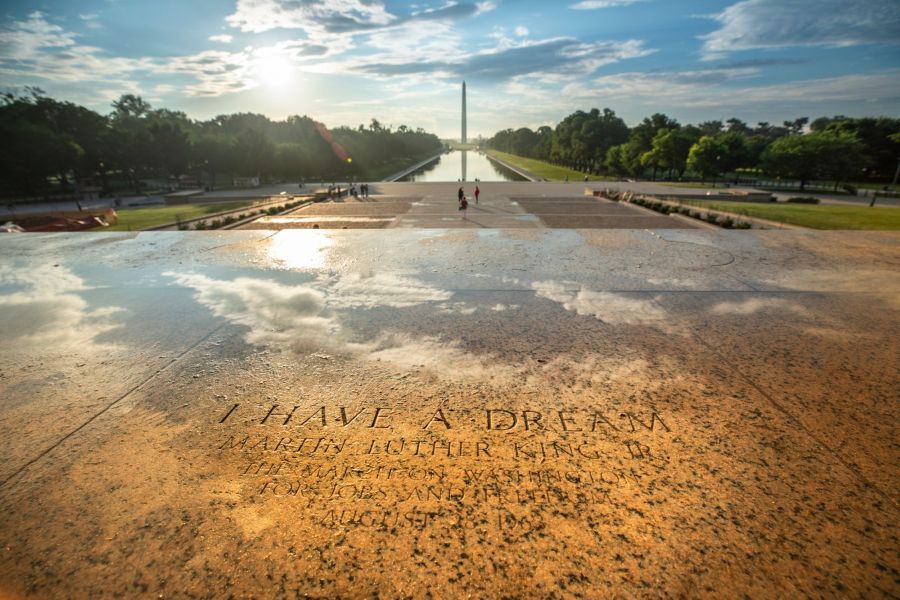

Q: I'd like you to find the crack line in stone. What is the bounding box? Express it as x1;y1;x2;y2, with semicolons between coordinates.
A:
0;323;227;490
652;295;897;509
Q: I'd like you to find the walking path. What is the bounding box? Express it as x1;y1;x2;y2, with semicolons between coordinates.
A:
239;182;694;230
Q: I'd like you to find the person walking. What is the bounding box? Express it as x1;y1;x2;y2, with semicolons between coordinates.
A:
459;194;468;219
474;185;480;204
458;186;464;204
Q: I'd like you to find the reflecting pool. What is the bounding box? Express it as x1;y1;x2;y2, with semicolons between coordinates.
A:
399;150;526;182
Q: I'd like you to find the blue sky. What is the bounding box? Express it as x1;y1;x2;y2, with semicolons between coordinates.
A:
1;0;898;137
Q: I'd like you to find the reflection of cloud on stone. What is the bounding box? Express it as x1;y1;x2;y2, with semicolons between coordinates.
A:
491;303;519;311
532;280;678;333
364;333;513;382
0;263;122;350
710;298;810;316
167;271;502;381
762;269;900;309
709;297;872;339
437;302;477;315
646;277;701;289
167;272;345;353
324;272;452;308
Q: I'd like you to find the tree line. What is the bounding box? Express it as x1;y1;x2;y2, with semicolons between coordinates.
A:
0;89;443;196
487;108;900;190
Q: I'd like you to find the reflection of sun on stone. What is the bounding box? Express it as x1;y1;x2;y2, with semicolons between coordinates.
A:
267;230;333;270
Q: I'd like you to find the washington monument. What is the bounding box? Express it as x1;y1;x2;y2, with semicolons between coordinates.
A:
461;81;467;144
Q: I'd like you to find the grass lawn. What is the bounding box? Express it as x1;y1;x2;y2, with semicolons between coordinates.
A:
485;150;615;182
683;200;900;230
105;201;256;231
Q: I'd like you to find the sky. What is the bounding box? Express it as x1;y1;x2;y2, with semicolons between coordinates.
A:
0;0;899;138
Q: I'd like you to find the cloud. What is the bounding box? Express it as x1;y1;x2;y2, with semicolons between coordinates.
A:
224;0;492;35
226;0;396;34
514;26;529;37
562;69;900;109
411;3;482;21
353;37;653;82
79;13;103;30
571;0;646;8
475;1;498;16
0;13;154;91
701;0;900;58
0;13;349;98
0;11;79;61
531;281;680;334
208;34;233;43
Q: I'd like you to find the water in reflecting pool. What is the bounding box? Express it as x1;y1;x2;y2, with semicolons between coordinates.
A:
399;150;526;182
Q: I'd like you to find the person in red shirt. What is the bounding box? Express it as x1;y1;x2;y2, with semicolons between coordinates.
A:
474;185;480;204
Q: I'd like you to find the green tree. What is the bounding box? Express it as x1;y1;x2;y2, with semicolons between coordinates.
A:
112;94;152;118
716;131;750;174
234;129;275;179
686;136;727;182
761;131;864;190
814;116;900;179
604;144;629;177
644;128;700;179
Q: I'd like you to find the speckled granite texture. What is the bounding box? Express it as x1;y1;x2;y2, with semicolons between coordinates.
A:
0;229;897;598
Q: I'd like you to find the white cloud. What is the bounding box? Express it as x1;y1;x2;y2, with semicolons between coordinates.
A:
79;13;102;29
701;0;900;59
350;36;654;83
0;11;78;60
514;26;529;37
208;34;233;43
0;13;349;98
562;69;900;109
571;0;645;8
226;0;396;34
475;1;498;16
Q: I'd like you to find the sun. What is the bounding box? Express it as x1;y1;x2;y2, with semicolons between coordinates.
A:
257;54;294;88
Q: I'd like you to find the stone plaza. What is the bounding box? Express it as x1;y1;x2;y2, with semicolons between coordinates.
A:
0;184;898;597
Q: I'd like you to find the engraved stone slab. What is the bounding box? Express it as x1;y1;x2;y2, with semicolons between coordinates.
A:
0;229;897;597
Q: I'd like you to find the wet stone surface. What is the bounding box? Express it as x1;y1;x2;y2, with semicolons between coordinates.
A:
0;229;897;598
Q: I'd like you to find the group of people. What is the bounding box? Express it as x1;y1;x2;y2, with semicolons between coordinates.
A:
350;183;370;198
457;185;480;217
326;182;370;199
